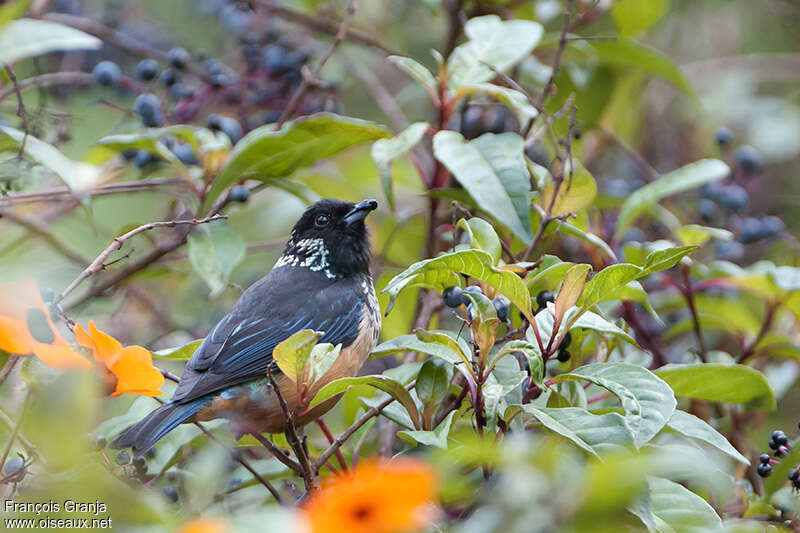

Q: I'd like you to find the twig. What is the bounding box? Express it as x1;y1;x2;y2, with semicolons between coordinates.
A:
55;214;227;305
0;209;88;265
315;418;348;472
248;432;303;475
0;72;93;103
535;0;574;110
0;407;36;458
253;1;396;55
738;301;780;363
0;178;185;207
313;395;395;473
266;368;317;492
681;265;708;363
191;421;284;504
3;65;29;155
0;392;31;481
276;0;357;127
0;355;20;388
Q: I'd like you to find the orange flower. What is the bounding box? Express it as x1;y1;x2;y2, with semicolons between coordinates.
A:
177;517;229;533
74;321;165;397
302;458;439;533
0;277;90;370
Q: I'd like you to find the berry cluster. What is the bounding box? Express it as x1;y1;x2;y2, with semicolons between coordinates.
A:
442;285;510;322
756;427;800;493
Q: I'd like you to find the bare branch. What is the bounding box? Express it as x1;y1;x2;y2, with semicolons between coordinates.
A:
0;178;185;208
0;72;93;103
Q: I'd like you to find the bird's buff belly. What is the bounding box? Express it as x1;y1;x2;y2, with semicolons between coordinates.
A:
193;322;378;434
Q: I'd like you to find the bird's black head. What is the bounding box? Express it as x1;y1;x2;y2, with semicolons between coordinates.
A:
278;198;378;278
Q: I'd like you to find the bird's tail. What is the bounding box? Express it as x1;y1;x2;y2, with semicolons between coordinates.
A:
110;400;207;456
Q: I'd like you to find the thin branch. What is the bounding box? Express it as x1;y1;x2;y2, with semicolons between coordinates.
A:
0;356;20;388
738;301;780;363
0;407;36;457
276;0;357;127
56;214;227;305
0;209;88;265
0;72;93;103
248;432;303;475
315;418;348;472
682;265;708;363
0;178;185;208
3;65;29;155
253;1;396;55
0;392;31;481
535;0;574;110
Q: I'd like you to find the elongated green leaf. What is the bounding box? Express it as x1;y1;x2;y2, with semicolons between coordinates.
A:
153;339;202;360
0;126;100;191
641;245;698;276
667;410;749;465
398;410;456;449
187;222;246;297
615;159;729;238
489;340;542;385
611;0;668;36
416;360;450;406
555;363;676;447
0;18;101;64
540;160;597;217
388;55;438;100
272;330;321;383
558;220;618;261
521;405;635;457
97;132;187;173
579;264;642;310
457;217;502;264
570;311;639;347
382;249;533;321
555;264;591;324
646;477;722;533
446;15;543;87
371;332;473;380
371;122;428;210
0;1;32;31
433;131;532;243
308;375;420;430
203;113;390;210
456;84;538;121
656;364;776;410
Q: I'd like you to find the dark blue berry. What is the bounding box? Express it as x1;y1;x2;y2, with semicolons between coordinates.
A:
135;59;159;81
738;217;765;244
718;185;748;212
776;434;789;446
790;469;799;481
536;291;555;309
757;463;772;477
760;454;771;464
700;181;725;201
210;72;235;88
492;298;509;321
120;149;137;161
562;332;572;349
133;93;162;125
219;117;243;144
715;127;733;146
761;216;785;238
167;47;191;70
169;83;195;99
132;150;154;168
735;145;762;174
263;44;293;75
92;61;121;87
171;143;198;166
769;439;780;451
464;285;484;296
206;114;223;131
3;457;25;482
161;486;179;503
443;286;465;308
204;59;225;76
230;185;250;203
557;349;571;363
160;68;180;87
698;198;717;222
486;105;509;134
460;106;483;140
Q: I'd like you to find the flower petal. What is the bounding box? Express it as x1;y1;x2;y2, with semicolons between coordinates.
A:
88;321;123;366
109;345;164;397
32;341;91;370
0;315;33;355
74;323;93;349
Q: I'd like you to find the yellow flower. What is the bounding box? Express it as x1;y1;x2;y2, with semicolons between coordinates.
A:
177;517;229;533
74;321;164;397
0;277;90;370
303;458;439;533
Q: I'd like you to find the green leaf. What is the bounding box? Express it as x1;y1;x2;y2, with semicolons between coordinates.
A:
388;55;438;101
591;38;693;95
0;126;100;191
540;160;597;217
667;410;749;465
446;15;543;87
554;264;591;324
272;330;321;383
398;410;456;449
456;217;502;264
306;343;341;385
371;122;428;210
433;131;533;244
96;132;187;174
187;221;246;297
308;375;421;430
382;249;533;321
640;245;698;276
520;405;635;457
0;18;101;64
555;363;676;448
655;364;776;410
416;359;450;406
203;113;390;210
579;264;642;310
611;0;668;36
675;224;733;246
455;83;538;121
570;311;639;347
152;339;203;360
615;159;729;238
0;1;32;31
646;477;723;533
558;220;618;261
372;331;473;380
489;340;542;385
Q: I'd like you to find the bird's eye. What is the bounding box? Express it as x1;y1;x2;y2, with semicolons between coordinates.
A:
314;214;330;227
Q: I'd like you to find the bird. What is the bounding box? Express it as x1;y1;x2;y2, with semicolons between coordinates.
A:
112;198;381;456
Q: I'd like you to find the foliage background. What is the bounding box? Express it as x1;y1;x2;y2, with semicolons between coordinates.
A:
1;0;800;531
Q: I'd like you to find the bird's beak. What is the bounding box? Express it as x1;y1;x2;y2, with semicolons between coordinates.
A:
343;199;378;226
